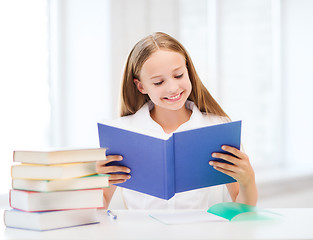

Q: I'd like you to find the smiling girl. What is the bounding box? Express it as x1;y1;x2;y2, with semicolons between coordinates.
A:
96;32;257;209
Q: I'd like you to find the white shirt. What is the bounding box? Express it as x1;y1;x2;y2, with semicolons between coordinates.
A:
114;101;232;209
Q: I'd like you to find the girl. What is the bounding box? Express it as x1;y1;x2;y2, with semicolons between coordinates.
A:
96;32;257;209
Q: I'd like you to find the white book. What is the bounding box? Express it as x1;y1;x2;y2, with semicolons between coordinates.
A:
12;174;109;192
10;189;104;212
13;148;107;164
4;208;99;231
11;162;97;180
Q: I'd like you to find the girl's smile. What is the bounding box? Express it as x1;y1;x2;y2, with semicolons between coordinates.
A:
163;91;183;102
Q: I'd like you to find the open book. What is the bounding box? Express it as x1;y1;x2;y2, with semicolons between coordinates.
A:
149;202;281;224
98;120;241;200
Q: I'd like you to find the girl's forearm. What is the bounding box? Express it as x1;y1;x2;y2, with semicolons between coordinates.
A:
102;185;117;209
235;181;258;206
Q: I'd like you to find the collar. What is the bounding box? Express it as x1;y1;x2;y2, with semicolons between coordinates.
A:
133;100;204;134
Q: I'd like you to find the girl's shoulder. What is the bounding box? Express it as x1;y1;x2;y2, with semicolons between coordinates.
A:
190;102;230;127
202;112;230;125
111;101;152;128
110;113;138;127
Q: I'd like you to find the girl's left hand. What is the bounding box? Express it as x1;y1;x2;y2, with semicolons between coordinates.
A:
209;145;255;187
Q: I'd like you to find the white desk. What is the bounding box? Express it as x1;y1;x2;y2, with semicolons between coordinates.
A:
1;208;313;240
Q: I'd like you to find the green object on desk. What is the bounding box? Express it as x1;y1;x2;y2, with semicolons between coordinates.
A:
208;202;281;221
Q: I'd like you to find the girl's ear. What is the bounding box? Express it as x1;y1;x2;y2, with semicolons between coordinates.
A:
134;79;147;94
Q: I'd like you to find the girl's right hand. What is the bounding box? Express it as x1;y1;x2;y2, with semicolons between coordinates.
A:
96;155;131;185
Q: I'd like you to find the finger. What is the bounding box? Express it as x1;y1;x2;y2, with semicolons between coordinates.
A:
213;166;237;180
211;152;239;165
96;155;123;166
210;160;238;173
221;145;246;159
109;179;128;185
106;166;131;174
97;165;131;175
96;155;126;172
109;175;131;185
109;174;131;181
106;155;123;161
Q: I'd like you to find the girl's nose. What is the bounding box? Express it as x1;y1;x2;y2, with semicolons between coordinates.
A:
166;79;179;93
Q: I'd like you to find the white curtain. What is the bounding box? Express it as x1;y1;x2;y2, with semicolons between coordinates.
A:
0;0;49;194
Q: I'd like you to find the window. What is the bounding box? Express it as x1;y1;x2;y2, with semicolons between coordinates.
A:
0;0;49;194
179;0;279;171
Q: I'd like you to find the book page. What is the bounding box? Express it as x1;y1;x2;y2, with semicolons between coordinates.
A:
99;120;171;140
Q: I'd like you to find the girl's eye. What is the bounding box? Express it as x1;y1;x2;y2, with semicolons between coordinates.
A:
175;73;183;79
153;81;164;86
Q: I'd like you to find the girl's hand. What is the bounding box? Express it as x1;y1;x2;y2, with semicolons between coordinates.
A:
209;145;255;187
96;155;131;185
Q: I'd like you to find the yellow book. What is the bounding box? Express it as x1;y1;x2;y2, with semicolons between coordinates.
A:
11;162;97;180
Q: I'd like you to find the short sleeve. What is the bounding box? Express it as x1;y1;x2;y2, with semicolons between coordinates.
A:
222;185;232;202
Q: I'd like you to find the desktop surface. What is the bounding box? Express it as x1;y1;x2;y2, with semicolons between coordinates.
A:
1;208;313;240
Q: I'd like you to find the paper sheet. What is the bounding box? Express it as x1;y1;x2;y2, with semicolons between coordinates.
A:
149;210;228;225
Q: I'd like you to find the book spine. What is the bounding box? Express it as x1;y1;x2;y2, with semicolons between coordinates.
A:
3;210;7;227
8;189;12;208
164;136;175;200
10;206;105;213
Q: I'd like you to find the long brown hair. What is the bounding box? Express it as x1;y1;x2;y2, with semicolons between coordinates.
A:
120;32;229;119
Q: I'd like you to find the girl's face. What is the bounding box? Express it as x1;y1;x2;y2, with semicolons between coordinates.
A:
135;49;192;112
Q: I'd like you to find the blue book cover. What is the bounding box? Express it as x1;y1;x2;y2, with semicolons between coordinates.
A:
98;121;241;200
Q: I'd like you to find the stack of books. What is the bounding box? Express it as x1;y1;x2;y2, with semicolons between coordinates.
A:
4;148;109;231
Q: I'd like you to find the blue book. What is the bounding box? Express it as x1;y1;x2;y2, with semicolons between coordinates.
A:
98;121;241;200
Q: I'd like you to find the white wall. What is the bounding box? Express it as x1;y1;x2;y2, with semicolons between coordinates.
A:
49;0;112;148
282;0;313;168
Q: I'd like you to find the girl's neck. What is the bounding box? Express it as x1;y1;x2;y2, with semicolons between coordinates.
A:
150;104;192;134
